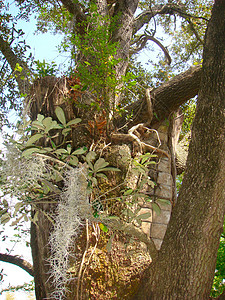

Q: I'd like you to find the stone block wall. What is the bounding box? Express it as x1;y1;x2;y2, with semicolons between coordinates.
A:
139;122;173;250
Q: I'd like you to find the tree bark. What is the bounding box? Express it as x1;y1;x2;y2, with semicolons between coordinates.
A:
0;253;33;276
0;35;31;94
133;1;225;298
116;65;202;129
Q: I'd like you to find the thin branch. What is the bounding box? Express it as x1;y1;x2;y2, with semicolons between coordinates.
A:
126;123;170;157
0;253;34;277
133;4;208;34
131;34;172;65
186;18;204;45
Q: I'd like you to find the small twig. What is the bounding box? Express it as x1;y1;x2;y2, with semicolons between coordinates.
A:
100;142;111;157
128;124;169;158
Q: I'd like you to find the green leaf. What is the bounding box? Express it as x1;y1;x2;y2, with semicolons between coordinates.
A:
71;84;81;90
26;133;43;147
96;173;108;179
11;215;24;226
72;147;87;155
97;166;120;173
86;151;97;162
87;160;94;171
99;223;108;233
93;158;109;172
69;156;79;166
31;120;45;130
62;128;71;136
14;202;24;215
156;199;171;206
123;189;134;196
54;148;68;155
55;107;66;125
136;212;151;220
43;147;53;152
66;118;82;126
50;121;62;130
123;209;134;218
42;117;53;133
81;85;88;91
42;182;50;194
152;203;161;216
22;147;40;157
67;144;72;154
1;213;11;224
32;211;39;225
51;140;57;149
37;114;45;122
23;213;29;222
15;63;23;72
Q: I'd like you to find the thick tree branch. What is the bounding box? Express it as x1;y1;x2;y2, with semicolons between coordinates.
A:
0;36;31;94
96;0;108;17
0;253;34;277
59;0;86;30
115;65;202;129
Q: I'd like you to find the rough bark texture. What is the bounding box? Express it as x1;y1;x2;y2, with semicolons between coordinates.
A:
115;65;202;129
133;1;225;298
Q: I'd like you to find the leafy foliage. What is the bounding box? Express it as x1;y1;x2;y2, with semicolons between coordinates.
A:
70;4;122;115
211;220;225;297
34;60;57;78
1;107;162;298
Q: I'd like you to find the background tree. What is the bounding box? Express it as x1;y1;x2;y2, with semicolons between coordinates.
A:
0;0;224;299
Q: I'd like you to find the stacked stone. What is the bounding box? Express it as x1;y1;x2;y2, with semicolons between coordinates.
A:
140;122;173;250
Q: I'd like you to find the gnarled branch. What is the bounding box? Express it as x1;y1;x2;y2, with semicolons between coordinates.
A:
131;34;172;65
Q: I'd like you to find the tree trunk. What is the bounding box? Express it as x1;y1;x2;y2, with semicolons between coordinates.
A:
133;1;225;298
